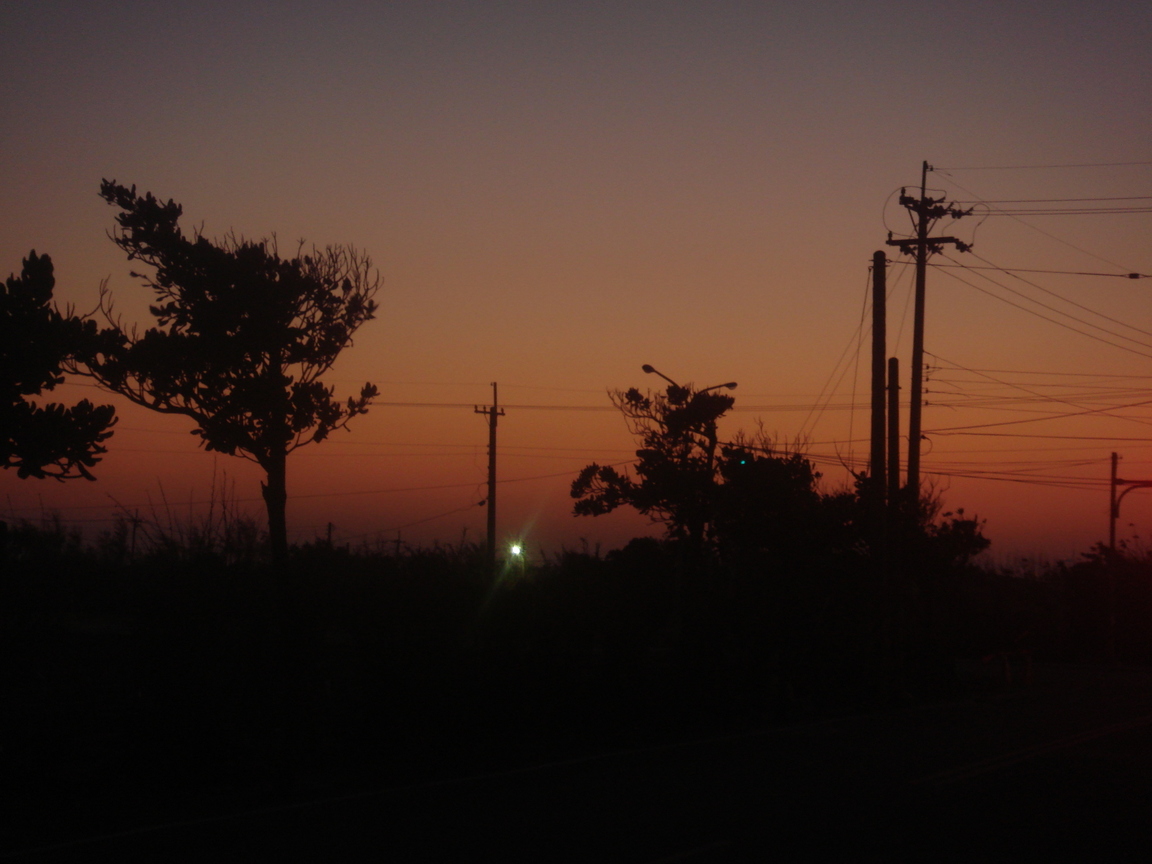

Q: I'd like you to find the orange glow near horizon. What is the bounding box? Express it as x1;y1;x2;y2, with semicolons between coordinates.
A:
3;3;1150;562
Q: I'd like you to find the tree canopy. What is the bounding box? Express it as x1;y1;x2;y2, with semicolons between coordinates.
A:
571;380;854;562
1;251;116;480
75;181;381;563
572;383;735;550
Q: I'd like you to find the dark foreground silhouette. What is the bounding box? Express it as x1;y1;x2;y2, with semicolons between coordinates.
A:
3;526;1152;860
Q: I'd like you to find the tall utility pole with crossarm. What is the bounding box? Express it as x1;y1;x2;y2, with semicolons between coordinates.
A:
475;382;505;576
886;161;973;499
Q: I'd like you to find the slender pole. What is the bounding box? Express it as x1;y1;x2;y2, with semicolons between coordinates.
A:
475;382;504;576
907;160;929;500
1109;450;1119;661
1110;451;1118;551
870;251;887;497
487;382;499;573
887;357;901;507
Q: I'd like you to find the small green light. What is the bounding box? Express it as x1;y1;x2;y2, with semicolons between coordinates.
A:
510;544;523;556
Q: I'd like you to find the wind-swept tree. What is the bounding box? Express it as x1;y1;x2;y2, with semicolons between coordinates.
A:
2;251;116;480
572;380;736;555
75;181;380;565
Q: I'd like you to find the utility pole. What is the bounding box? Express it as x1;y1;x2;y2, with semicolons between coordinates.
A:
475;382;505;575
1109;451;1152;551
1110;451;1118;550
886;161;973;500
870;251;887;500
887;357;901;507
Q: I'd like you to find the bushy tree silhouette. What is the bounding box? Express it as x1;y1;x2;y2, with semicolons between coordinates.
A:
572;382;735;554
571;379;837;560
711;431;848;559
2;252;116;480
76;181;380;565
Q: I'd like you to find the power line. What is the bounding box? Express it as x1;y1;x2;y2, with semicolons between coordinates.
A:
926;458;1103;469
928;400;1151;416
937;161;1152;170
933;267;1152;360
924;471;1106;492
962;250;1152;337
343;501;483;543
977;207;1152;216
928;364;1152;380
376;401;616;411
927;397;1152;433
925;353;1152;432
892;261;1148;279
2;462;637;515
929;379;1152;393
938;174;1139;273
922;443;1152;454
951;196;1152;204
928;432;1152;441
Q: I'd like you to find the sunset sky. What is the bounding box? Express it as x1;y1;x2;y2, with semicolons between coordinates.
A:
3;1;1150;561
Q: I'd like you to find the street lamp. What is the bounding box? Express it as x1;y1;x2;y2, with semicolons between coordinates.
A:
641;364;679;387
642;364;736;394
700;380;738;394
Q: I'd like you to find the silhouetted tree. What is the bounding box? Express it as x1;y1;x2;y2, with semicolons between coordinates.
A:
572;382;735;555
711;431;853;560
75;181;380;566
2;252;116;480
572;383;842;562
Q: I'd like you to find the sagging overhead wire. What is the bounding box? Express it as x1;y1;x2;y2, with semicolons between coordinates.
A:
929;432;1152;441
892;260;1148;279
976;206;1152;216
936;161;1152;170
925;365;1152;380
927;397;1152;433
3;461;639;516
797;269;871;440
936;174;1141;273
925;353;1152;433
932;266;1152;360
956;250;1152;337
951;196;1152;204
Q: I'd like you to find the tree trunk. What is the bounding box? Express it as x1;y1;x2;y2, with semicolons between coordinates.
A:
261;449;289;568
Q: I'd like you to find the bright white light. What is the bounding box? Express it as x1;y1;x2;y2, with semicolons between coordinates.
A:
510;544;523;556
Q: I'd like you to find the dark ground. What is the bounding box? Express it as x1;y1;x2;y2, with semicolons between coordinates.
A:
6;661;1152;863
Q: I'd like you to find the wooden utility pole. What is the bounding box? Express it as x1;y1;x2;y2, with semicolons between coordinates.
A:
1110;451;1152;551
887;357;901;506
1110;451;1119;550
886;161;972;500
870;251;887;496
475;382;505;575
